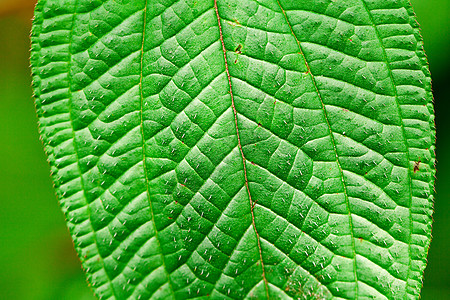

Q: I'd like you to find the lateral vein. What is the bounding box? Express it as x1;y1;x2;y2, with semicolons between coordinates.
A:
358;1;415;294
138;1;176;297
62;1;120;298
275;0;360;298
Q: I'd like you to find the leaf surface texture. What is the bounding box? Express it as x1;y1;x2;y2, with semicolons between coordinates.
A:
30;0;435;299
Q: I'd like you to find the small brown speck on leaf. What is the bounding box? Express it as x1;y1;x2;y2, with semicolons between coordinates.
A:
414;160;421;173
235;44;242;54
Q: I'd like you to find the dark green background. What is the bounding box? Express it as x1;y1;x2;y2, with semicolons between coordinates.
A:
0;1;448;299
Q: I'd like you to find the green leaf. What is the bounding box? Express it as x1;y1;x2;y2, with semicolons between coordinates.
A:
30;0;435;299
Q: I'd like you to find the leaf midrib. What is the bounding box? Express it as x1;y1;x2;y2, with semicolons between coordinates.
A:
213;0;270;298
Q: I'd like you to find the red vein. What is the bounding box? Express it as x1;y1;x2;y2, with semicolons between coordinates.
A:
214;1;269;298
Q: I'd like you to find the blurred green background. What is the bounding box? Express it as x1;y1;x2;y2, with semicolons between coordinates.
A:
0;1;448;299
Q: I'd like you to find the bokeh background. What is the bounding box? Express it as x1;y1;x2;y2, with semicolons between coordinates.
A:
0;0;448;299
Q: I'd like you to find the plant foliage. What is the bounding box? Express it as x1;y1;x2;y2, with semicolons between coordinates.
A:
30;0;435;299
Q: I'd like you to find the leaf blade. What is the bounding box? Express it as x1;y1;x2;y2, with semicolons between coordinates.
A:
31;0;435;299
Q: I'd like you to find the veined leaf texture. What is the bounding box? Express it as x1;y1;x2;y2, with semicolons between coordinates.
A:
30;0;435;299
